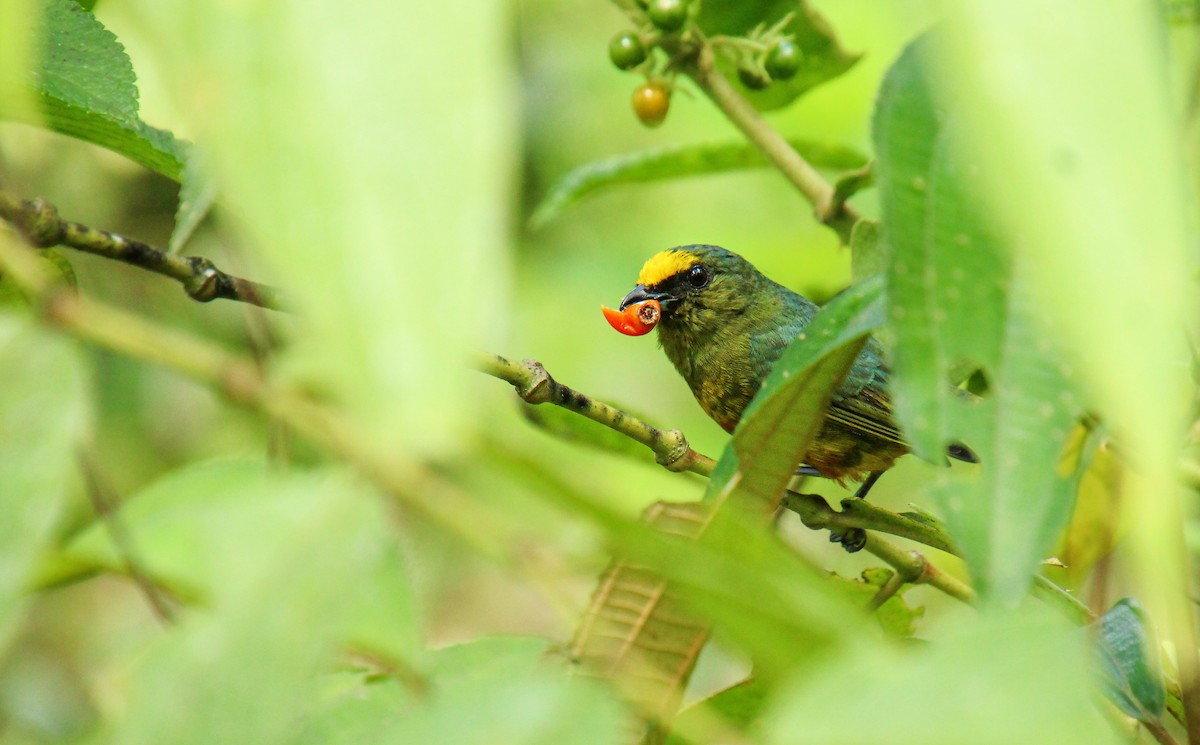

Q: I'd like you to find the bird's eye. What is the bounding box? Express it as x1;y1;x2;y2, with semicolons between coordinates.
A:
687;265;710;288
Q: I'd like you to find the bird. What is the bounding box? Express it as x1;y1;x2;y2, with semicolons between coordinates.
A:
605;244;975;551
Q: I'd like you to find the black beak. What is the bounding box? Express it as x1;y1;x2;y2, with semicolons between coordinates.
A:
619;284;672;311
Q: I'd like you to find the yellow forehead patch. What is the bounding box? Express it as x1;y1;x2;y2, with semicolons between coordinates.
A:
637;249;698;288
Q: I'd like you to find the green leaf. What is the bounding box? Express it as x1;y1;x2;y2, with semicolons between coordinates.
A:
168;149;217;253
64;459;417;657
937;3;1193;627
872;34;1004;460
530;138;866;229
873;33;1084;605
705;275;884;507
0;316;88;650
828;568;924;638
296;638;627;745
134;0;513;456
1095;598;1165;724
664;678;766;745
36;0;136;121
762;611;1123;745
849;219;885;282
89;459;422;745
0;0;187;180
697;1;860;111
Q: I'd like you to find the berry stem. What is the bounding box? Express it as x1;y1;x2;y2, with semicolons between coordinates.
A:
682;41;858;244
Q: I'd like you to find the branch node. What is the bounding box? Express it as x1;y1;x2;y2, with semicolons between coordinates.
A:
184;258;221;302
8;197;63;247
655;429;693;471
518;359;554;404
895;550;929;585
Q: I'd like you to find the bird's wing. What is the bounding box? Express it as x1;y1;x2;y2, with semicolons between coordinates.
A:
750;319;907;447
825;387;907;447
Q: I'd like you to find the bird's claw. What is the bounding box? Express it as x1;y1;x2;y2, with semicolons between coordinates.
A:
829;527;867;553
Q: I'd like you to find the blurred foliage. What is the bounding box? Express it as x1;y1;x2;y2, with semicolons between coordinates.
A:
874;31;1087;606
0;0;1196;744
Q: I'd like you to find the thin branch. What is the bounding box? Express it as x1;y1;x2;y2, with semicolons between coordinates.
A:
1145;718;1182;745
860;533;976;604
476;352;716;476
781;491;956;554
681;40;859;244
0;192;281;309
784;490;1097;620
77;445;177;624
477;352;983;607
1031;575;1095;625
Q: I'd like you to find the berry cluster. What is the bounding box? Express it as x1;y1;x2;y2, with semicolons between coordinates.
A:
607;3;804;127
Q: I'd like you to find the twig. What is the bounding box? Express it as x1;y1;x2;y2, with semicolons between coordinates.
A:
781;491;956;554
476;352;716;476
477;353;983;607
784;490;1097;618
77;445;176;624
0;193;281;309
682;41;859;244
862;533;975;604
829;161;875;220
1146;717;1183;745
1031;575;1094;625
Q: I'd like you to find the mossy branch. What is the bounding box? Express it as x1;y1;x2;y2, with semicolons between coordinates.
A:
477;352;716;476
781;491;957;554
477;356;1103;618
477;353;982;606
0;192;282;309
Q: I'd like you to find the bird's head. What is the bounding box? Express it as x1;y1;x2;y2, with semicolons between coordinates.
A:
609;245;760;336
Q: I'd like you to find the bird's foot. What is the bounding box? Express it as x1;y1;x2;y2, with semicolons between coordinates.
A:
829;527;867;553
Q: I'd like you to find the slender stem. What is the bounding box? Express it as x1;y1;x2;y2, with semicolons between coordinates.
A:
77;445;177;624
0;192;281;309
862;533;976;604
1146;717;1183;745
1182;656;1200;745
682;42;858;244
1031;575;1095;624
476;352;716;476
781;491;957;554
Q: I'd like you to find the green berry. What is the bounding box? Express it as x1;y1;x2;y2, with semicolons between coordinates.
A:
765;38;802;80
632;81;670;127
648;0;687;33
609;32;646;70
738;64;770;91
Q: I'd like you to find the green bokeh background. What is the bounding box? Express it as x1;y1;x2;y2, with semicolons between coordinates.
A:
2;0;1150;740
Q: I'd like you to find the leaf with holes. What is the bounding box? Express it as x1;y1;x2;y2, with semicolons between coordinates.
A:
873;32;1086;605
